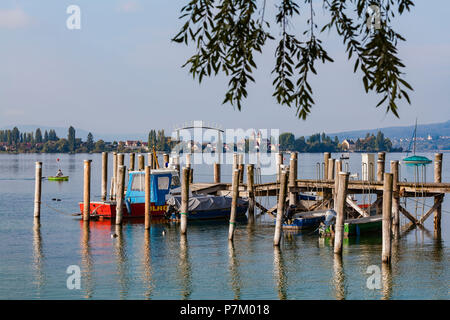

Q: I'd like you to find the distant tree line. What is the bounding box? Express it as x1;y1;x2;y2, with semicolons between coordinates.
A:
0;126;176;154
279;131;401;152
1;126;403;154
279;132;340;152
354;132;402;152
0;126;108;153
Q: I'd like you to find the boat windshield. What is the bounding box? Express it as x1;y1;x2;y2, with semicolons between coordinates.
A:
130;173;145;191
130;172;178;192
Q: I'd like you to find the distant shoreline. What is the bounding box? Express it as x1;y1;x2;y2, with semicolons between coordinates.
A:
1;150;448;155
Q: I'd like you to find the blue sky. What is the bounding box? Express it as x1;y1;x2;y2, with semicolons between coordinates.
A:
1;0;449;138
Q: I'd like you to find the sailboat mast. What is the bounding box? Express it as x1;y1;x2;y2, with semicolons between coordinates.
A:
413;118;417;155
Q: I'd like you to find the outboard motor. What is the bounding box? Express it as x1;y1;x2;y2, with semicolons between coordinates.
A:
323;209;337;228
318;209;337;236
286;205;297;222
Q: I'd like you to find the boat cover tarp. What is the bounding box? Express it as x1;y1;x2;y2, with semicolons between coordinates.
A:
167;195;248;212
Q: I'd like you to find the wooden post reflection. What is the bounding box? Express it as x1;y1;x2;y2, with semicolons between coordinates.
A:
80;222;93;298
142;229;153;299
432;231;443;263
179;234;192;299
391;230;400;267
333;254;346;300
273;246;287;300
114;225;128;299
33;218;44;296
381;263;392;300
228;241;241;299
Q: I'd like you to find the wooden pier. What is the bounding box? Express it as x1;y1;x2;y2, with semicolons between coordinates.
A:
189;152;449;232
33;151;448;264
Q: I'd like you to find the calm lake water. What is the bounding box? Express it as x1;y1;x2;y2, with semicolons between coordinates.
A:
0;152;448;299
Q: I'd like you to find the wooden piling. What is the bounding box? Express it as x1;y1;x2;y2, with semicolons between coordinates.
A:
116;154;124;201
138;154;145;171
434;153;443;231
390;161;400;237
118;153;124;166
189;168;194;184
328;158;335;181
214;162;221;183
144;165;151;230
34;161;42;218
238;164;244;184
247;164;255;225
377;152;385;182
382;173;393;264
228;169;240;241
186;154;193;183
333;160;342;210
111;152;117;200
274;170;288;247
326;158;335;209
83;160;92;221
324;152;331;179
186;153;192;168
109;179;114;201
232;153;238;171
174;155;181;176
238;154;244;184
148;152;154;169
334;172;350;255
129;153;135;171
376;156;385;216
277;152;283;182
335;160;342;176
101;152;108;201
180;167;190;235
115;165;126;225
163;154;169;168
288;153;298;206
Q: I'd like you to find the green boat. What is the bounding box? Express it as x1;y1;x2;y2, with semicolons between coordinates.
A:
319;215;382;237
48;176;69;181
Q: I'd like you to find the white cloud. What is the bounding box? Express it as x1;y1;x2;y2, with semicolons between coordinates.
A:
117;1;140;13
0;8;31;29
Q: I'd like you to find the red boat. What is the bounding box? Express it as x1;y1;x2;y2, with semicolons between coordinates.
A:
79;169;180;219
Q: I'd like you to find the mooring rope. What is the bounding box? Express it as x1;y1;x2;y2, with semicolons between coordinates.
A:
41;201;77;216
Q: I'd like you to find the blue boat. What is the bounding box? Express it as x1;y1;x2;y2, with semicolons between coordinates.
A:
298;193;318;201
166;194;249;221
81;168;180;219
282;210;328;230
